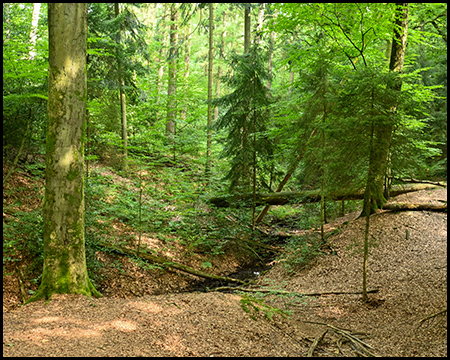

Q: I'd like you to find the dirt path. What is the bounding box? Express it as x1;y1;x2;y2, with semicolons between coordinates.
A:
3;188;447;357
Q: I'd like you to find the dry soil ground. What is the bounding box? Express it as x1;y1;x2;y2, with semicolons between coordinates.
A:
3;188;447;357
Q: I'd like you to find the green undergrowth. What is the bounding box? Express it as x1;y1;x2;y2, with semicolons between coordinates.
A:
239;293;292;321
82;156;267;281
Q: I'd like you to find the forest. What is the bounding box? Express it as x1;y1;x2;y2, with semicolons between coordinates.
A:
3;3;447;357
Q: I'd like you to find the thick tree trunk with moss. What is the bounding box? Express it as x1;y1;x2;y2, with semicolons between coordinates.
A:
27;3;100;303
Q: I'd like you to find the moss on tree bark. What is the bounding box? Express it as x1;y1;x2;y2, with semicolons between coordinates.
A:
27;3;100;304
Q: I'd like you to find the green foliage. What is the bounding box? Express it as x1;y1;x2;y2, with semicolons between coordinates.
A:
3;210;44;273
239;294;291;321
277;233;323;273
3;3;48;159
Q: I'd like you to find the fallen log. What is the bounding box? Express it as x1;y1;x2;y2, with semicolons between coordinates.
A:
383;202;447;212
209;184;441;208
97;240;249;285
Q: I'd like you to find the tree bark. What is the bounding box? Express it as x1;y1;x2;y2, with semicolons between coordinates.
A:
166;4;178;137
210;184;441;208
29;3;41;60
205;3;214;179
244;5;251;53
115;3;128;170
27;3;100;303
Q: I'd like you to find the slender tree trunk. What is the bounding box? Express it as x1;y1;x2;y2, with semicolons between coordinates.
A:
205;3;214;180
115;3;128;170
181;23;191;122
267;11;277;90
244;5;251;53
213;12;226;123
28;3;100;303
29;3;41;60
254;3;265;45
155;3;168;116
166;4;178;137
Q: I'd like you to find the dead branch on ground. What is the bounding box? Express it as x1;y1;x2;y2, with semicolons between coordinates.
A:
307;329;328;357
212;286;378;296
419;308;447;324
303;321;377;357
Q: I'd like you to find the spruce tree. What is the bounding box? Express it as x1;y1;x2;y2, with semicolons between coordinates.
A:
214;45;274;194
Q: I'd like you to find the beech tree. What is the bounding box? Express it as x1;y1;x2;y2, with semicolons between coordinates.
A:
28;3;100;302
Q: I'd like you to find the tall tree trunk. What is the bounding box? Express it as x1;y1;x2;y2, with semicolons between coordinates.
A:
205;3;214;180
244;5;251;53
115;3;128;170
166;4;178;137
213;12;227;123
254;3;265;45
362;3;409;215
155;3;168;117
181;23;191;122
267;11;277;90
29;3;41;60
28;3;100;303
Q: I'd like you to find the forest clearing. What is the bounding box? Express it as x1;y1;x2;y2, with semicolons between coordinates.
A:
3;3;447;357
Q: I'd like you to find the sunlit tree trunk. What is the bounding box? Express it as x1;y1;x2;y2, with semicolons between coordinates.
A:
155;3;168;117
166;3;178;137
205;3;214;179
29;3;41;60
213;12;227;122
28;3;100;303
267;11;277;90
244;5;251;53
181;23;191;122
254;3;265;45
115;3;128;170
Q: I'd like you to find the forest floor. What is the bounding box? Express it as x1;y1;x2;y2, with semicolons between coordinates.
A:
3;163;447;357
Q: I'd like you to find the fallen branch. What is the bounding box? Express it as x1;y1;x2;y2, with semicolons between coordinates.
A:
307;329;328;357
383;202;447;212
419;308;447;324
305;322;377;357
97;240;249;285
212;286;379;296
